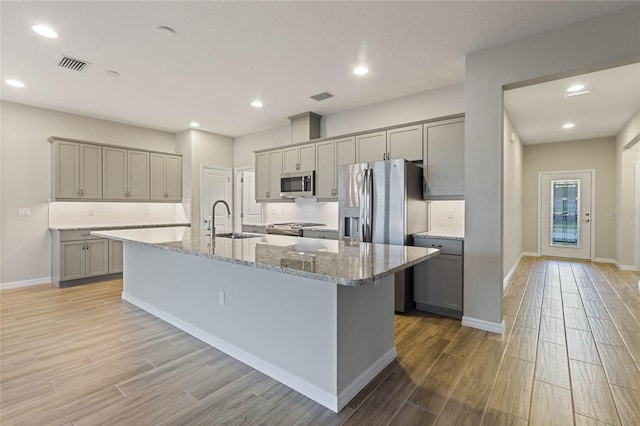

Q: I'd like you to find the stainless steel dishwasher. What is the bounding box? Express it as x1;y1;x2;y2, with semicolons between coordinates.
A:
413;237;463;319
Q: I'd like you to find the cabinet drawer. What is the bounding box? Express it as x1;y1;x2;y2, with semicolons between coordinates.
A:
59;230;103;242
414;237;462;255
302;229;339;240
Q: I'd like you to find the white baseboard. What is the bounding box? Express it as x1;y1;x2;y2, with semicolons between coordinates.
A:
614;261;637;271
593;257;617;265
462;316;505;334
0;276;52;291
521;252;539;257
336;347;396;411
123;291;390;412
503;254;523;291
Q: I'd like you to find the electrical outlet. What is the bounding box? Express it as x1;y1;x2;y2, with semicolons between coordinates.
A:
447;209;454;219
219;291;225;306
88;209;95;216
17;208;31;217
144;208;150;215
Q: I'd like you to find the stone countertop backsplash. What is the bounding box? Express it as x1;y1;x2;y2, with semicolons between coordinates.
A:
413;230;464;241
92;227;439;286
49;223;191;231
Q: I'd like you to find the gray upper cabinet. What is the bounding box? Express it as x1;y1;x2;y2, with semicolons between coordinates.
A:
356;131;387;163
356;126;422;163
387;125;422;161
103;147;149;200
127;150;150;199
52;140;102;200
423;119;465;200
315;140;336;199
253;114;464;203
283;143;315;173
255;149;283;202
50;137;181;202
315;136;356;200
335;136;356;169
150;153;182;201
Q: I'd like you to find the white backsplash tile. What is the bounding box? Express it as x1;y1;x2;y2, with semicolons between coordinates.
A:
49;202;189;228
265;199;339;228
428;200;465;235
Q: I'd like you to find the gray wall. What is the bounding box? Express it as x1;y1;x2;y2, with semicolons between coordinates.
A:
233;83;465;168
522;138;617;260
615;110;640;268
465;5;640;329
0;101;175;284
502;112;523;279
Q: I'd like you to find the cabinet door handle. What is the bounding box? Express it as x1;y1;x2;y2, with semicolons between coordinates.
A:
383;153;386;160
431;244;444;248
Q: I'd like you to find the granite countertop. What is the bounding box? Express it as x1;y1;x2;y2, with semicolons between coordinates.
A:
49;222;191;231
92;227;439;286
413;230;465;241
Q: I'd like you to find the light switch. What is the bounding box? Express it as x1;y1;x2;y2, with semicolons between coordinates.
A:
17;208;31;217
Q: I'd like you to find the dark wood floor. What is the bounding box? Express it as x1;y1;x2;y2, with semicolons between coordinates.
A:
1;257;639;425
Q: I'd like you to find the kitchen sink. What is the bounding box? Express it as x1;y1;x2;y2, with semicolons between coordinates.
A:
215;232;262;239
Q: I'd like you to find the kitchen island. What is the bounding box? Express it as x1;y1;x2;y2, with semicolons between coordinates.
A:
92;227;439;412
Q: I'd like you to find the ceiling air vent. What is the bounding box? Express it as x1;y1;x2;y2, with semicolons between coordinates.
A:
310;91;334;101
58;55;90;72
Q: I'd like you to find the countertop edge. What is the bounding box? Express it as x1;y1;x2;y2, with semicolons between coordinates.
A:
50;223;191;231
413;232;464;241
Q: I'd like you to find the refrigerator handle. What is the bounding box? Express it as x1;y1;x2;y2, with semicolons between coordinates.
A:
363;168;373;242
359;169;367;242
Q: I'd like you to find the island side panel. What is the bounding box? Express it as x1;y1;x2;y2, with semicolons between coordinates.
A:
336;275;396;408
121;242;339;408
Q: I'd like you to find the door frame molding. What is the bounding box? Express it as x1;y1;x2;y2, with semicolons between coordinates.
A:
200;164;232;231
234;165;255;233
537;169;596;260
635;161;640;272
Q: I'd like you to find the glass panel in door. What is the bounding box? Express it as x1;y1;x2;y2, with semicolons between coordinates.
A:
550;179;580;247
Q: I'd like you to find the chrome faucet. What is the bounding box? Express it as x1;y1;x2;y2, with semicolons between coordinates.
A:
211;200;231;246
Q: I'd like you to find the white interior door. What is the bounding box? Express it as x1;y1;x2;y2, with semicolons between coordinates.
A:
540;171;593;259
201;166;231;234
241;171;262;225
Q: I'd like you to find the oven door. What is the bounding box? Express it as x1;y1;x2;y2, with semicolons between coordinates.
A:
280;171;314;198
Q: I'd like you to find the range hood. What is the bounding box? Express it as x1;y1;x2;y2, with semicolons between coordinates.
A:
288;112;322;144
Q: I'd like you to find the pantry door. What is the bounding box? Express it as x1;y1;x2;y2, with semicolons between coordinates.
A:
201;166;232;233
540;171;594;260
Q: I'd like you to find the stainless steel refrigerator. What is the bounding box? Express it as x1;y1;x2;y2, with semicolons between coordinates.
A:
338;159;427;312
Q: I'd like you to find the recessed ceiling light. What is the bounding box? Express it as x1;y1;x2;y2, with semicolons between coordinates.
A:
5;79;25;88
189;122;200;127
353;66;368;76
251;100;263;108
562;123;575;129
32;25;58;38
566;84;584;92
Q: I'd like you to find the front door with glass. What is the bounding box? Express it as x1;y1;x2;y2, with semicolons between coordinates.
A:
540;171;593;260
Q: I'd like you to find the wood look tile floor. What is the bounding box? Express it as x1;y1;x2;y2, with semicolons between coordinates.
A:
1;257;639;425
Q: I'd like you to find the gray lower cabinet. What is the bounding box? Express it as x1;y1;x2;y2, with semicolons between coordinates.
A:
413;237;463;318
52;230;121;286
302;229;339;240
109;239;123;273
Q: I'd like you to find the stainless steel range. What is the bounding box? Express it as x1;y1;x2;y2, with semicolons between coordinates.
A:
266;222;326;236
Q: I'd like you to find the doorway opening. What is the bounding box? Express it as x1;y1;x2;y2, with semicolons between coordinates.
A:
200;165;232;234
539;170;595;260
234;167;263;233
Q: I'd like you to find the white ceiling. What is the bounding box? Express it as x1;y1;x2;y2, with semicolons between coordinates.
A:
1;1;636;137
504;63;640;145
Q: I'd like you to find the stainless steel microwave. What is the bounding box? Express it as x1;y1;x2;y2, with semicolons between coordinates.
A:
280;170;315;198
